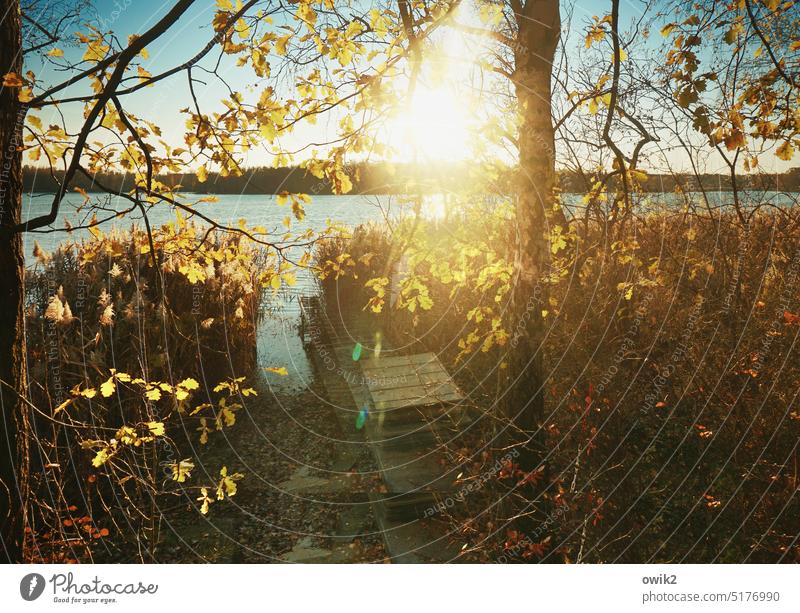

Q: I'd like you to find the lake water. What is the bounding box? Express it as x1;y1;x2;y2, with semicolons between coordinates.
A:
22;192;397;256
22;190;798;394
21;190;799;256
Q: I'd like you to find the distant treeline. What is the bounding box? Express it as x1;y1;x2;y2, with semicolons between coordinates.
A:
23;163;471;195
23;164;800;195
560;167;800;194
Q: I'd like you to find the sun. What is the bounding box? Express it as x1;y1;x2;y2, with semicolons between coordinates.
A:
386;84;472;162
383;6;481;164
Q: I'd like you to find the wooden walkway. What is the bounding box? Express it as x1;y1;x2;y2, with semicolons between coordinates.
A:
300;295;472;562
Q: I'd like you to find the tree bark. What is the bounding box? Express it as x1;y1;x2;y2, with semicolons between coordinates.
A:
0;0;29;563
506;0;560;475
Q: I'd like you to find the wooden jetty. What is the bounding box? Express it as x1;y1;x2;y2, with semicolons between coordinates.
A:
299;295;472;562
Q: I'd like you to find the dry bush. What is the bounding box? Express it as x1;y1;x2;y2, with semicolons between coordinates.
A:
324;201;800;562
315;222;392;307
23;223;266;562
542;208;800;562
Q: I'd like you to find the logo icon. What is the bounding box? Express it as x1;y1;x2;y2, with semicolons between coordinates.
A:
20;573;46;601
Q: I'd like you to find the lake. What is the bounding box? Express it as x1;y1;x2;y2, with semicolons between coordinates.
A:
20;190;799;257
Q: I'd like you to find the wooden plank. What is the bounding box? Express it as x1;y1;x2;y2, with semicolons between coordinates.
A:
375;392;463;411
361;357;444;372
361;360;445;377
361;365;445;385
377;392;463;410
360;355;444;372
369;383;460;402
361;350;463;412
364;371;455;393
365;373;460;393
370;382;461;404
360;353;438;370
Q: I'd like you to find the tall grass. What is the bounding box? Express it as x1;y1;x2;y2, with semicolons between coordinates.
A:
23;223;266;562
319;201;800;562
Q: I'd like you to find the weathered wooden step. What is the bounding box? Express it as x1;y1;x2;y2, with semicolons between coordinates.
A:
377;492;440;522
369;494;464;563
367;437;462;494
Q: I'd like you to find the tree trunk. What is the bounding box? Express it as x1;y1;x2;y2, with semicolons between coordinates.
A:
505;0;560;477
0;0;29;563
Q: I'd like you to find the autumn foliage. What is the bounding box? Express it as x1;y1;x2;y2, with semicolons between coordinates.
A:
23;223;265;561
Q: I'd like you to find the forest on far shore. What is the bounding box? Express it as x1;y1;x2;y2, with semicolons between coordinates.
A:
23;164;800;196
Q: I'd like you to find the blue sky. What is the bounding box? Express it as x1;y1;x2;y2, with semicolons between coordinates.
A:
22;1;796;173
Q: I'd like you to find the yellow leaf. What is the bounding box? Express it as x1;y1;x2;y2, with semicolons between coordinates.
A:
585;27;605;48
80;388;97;399
2;72;23;87
479;4;503;26
292;200;305;221
197;417;211;444
218;402;238;427
236;18;251;40
179;262;206;284
264;366;288;376
100;377;116;398
259;122;277;142
190;402;212;416
82;38;110;63
92;448;111;467
145;387;162;401
178;378;200;391
216;466;243;500
270;274;281;290
275;35;291;56
196;165;208;183
47;48;64;57
369;8;389;38
216;0;233;9
116;424;138;444
74;186;90;204
335;170;352;193
296;3;316;27
336;44;354;67
776;140;795;161
197;487;212;514
137;66;152;84
147;422;165;436
171;459;194;482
